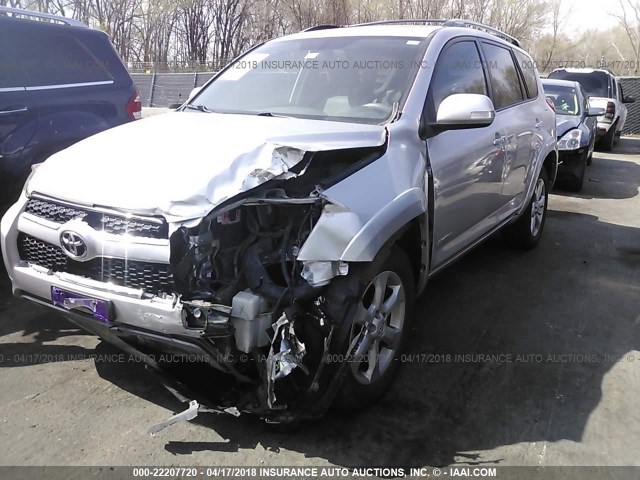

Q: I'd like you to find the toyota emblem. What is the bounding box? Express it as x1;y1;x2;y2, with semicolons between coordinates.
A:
60;231;88;259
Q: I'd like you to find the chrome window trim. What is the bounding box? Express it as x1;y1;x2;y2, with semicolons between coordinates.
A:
0;87;26;92
25;80;114;91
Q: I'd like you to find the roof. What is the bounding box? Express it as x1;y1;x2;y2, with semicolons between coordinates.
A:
552;67;615;76
542;79;582;88
280;19;521;47
281;24;442;41
0;5;86;27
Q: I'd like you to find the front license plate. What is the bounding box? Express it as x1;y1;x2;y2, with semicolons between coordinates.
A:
51;287;112;323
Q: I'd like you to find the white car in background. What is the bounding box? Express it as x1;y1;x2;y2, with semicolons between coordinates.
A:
548;68;635;151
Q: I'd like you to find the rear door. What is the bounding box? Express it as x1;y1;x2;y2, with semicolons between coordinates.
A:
481;42;536;211
0;26;29;155
6;20;135;132
0;25;37;204
427;38;513;268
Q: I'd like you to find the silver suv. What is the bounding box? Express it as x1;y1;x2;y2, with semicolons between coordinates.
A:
1;20;557;422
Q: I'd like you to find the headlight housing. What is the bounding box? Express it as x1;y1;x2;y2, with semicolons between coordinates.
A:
23;163;43;196
558;129;582;151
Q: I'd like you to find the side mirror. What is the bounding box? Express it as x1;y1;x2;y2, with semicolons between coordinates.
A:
188;87;203;101
587;107;605;117
623;96;636;104
435;94;495;129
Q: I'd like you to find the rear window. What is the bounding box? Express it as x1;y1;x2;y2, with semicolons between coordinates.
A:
514;51;539;99
547;70;610;98
482;43;524;109
9;25;114;87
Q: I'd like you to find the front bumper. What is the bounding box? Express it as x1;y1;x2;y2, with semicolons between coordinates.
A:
557;147;588;178
1;193;200;339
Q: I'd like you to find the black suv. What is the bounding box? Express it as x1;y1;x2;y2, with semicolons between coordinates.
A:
0;7;140;206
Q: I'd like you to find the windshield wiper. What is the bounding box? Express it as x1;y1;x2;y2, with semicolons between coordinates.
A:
183;104;215;113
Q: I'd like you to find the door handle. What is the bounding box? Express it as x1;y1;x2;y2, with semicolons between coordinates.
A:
0;107;28;117
535;119;544;128
494;135;507;146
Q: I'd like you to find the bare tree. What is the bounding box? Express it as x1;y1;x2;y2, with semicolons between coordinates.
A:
612;0;640;73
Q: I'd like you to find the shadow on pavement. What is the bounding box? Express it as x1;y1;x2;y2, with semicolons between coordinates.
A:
1;136;638;465
89;210;640;468
554;140;640;200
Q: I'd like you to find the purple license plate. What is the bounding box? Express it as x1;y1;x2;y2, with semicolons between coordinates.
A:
51;287;111;323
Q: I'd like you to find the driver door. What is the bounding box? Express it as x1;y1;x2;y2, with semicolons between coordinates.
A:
426;39;513;269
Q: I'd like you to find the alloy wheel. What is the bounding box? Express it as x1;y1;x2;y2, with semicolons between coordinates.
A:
350;271;406;385
530;178;546;236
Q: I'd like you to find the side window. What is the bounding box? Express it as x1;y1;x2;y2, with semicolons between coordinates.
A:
514;50;539;99
431;41;488;111
0;30;25;89
9;27;113;87
610;77;617;98
482;43;525;109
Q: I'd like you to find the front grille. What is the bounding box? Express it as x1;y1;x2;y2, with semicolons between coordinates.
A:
18;233;174;294
25;198;87;223
25;198;168;239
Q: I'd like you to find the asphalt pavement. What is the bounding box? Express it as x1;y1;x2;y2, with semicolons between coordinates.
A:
0;138;638;467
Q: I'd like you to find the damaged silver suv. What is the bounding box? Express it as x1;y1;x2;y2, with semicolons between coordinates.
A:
1;20;557;423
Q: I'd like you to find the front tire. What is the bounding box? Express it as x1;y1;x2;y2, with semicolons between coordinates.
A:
334;247;415;410
562;150;587;192
503;168;549;249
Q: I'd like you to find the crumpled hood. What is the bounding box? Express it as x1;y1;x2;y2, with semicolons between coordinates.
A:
29;112;386;221
556;114;582;137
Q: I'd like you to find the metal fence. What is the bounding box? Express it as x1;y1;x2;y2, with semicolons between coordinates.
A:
620;77;640;135
132;72;216;109
133;72;640;135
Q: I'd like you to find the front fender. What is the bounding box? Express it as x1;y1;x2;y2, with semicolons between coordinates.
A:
297;188;427;262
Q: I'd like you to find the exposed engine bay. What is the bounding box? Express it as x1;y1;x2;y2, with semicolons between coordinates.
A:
154;145;386;423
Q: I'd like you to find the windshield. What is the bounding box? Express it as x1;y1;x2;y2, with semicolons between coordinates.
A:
190;36;429;124
543;85;580;116
547;71;609;98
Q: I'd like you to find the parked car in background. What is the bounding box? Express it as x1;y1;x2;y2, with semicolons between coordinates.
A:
0;7;141;208
1;19;557;423
548;68;635;151
542;79;604;191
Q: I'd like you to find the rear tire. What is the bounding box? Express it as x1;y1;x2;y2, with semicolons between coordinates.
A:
333;247;415;410
599;122;616;152
503;168;549;249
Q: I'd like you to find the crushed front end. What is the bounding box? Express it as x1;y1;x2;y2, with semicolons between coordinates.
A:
0;143;386;423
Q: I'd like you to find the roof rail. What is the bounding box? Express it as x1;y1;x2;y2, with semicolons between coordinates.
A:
349;18;520;48
0;5;86;28
443;19;520;47
351;19;448;27
302;25;340;32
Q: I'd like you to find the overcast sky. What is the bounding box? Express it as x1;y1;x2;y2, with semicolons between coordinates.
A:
560;0;623;33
